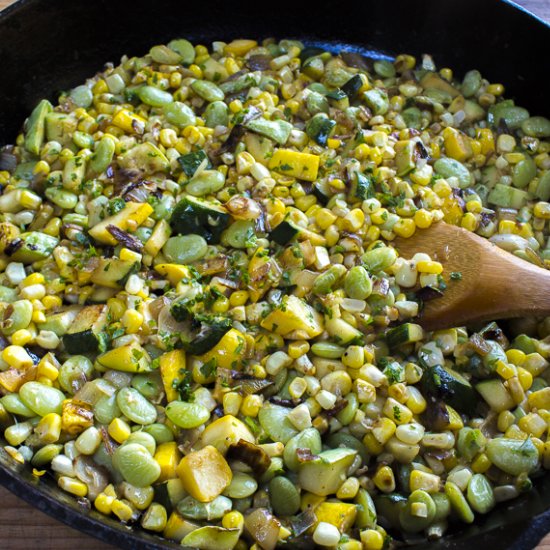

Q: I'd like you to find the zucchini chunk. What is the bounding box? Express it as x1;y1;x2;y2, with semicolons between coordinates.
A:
38;306;81;337
170;196;230;244
90;258;139;288
63;305;109;354
386;323;424;348
421;364;477;413
476;379;515;412
180;315;232;356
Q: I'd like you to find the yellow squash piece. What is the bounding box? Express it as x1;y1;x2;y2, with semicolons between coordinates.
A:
443;127;473;162
154;263;194;287
260;295;324;339
111;108;147;134
198;415;255;454
176;445;232;503
182;526;241;550
144;219;172;257
224;39;258;57
159;349;186;403
313;502;357;532
195;328;247;370
154;442;181;482
88;202;153;245
268;149;320;182
163;512;200;542
96;343;151;373
61;399;93;436
419;72;460;98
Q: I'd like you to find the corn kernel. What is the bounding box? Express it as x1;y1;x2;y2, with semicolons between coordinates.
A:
393;218;416;238
373;465;395;493
95;493;115;515
112;499;134;522
58;476;88;497
360;529;384;550
517;367;533;391
461;212;478;232
222;510;244;530
121;309;143;334
472;453;491;474
288;341;310;359
241;394;263;417
336;477;360;500
11;329;32;347
487;83;505;96
223;392;243;417
3;345;33;368
108;418;131;443
416;260;443;275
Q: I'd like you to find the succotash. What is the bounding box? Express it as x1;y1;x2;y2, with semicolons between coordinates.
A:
0;36;549;550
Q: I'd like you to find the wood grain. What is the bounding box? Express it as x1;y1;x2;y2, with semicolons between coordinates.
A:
0;0;548;548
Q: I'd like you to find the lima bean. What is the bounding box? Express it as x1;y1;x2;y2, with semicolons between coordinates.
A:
269;476;300;516
138;86;174;107
223;472;258;499
163;234;208;264
522;116;550;138
283;427;322;471
113;443;161;487
461;70;482;98
434;157;472;188
124;431;157;456
467;474;495;514
186;170;225;196
165;400;210;429
191;80;225;103
91;136;116;174
204;101;229;128
312;264;347;295
19;382;66;416
167;38;196;65
178;495;232;520
486;437;539;475
116;387;157;425
163;102;196;128
361;246;397;273
345;266;373;300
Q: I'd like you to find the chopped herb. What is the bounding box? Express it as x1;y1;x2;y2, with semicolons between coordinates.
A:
108;197;126;216
393;406;401;422
450;271;463;280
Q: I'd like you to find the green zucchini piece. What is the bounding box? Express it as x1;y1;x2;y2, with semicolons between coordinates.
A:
350;171;375;201
270;218;302;245
487;183;529;209
170;196;230;244
63;305;109;354
421;364;477;413
341;74;363;99
154;478;187;514
177;150;211;178
24;99;53;155
312;180;333;205
90;258;139;288
386;323;424;348
38;307;81;337
244;117;292;145
180;315;232;355
7;232;59;264
305;114;336;146
118;142;170;174
475;379;515;412
298;448;357;496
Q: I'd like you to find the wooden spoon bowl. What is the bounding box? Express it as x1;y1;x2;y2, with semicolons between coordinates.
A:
394;222;550;331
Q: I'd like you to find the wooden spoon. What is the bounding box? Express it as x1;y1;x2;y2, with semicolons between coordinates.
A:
394;221;550;331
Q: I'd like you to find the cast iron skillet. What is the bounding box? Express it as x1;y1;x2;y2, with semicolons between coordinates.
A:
0;0;549;548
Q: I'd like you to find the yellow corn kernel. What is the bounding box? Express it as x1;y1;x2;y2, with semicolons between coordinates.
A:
343;209;365;232
108;418;131;443
496;359;517;380
222;510;244;531
373;465;395;493
327;138;341;149
361;529;384;550
461;212;478;232
212;296;230;314
406;386;427;414
119;248;143;263
497;410;515;432
416;260;443;275
37;359;59;381
392;218;416;238
534;202;550;220
354;144;371;160
121;309;144;334
107;298;126;321
241;395;263;417
370;208;389;225
325;225;340;247
518;413;547;438
104;484;117;498
409;469;441;493
414;209;433;229
316;208;338;230
42;295;62;310
472;453;491;474
112;499;134;522
288;341;310;359
11;329;32;347
433;179;452;198
487;83;505;96
372;417;396;445
466;200;483;214
476;128;495;155
229;99;242;113
31;310;46;324
58;476;88;497
2;345;33;369
95;493;115;515
23;273;45;286
517;367;533;391
336;477;360;500
342;346;364;370
229;290;249;307
470;140;482;156
363;432;384;455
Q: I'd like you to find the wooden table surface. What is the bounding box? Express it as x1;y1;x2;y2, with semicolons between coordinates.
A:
0;0;549;548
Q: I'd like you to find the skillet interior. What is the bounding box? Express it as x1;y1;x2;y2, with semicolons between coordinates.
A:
0;0;549;547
